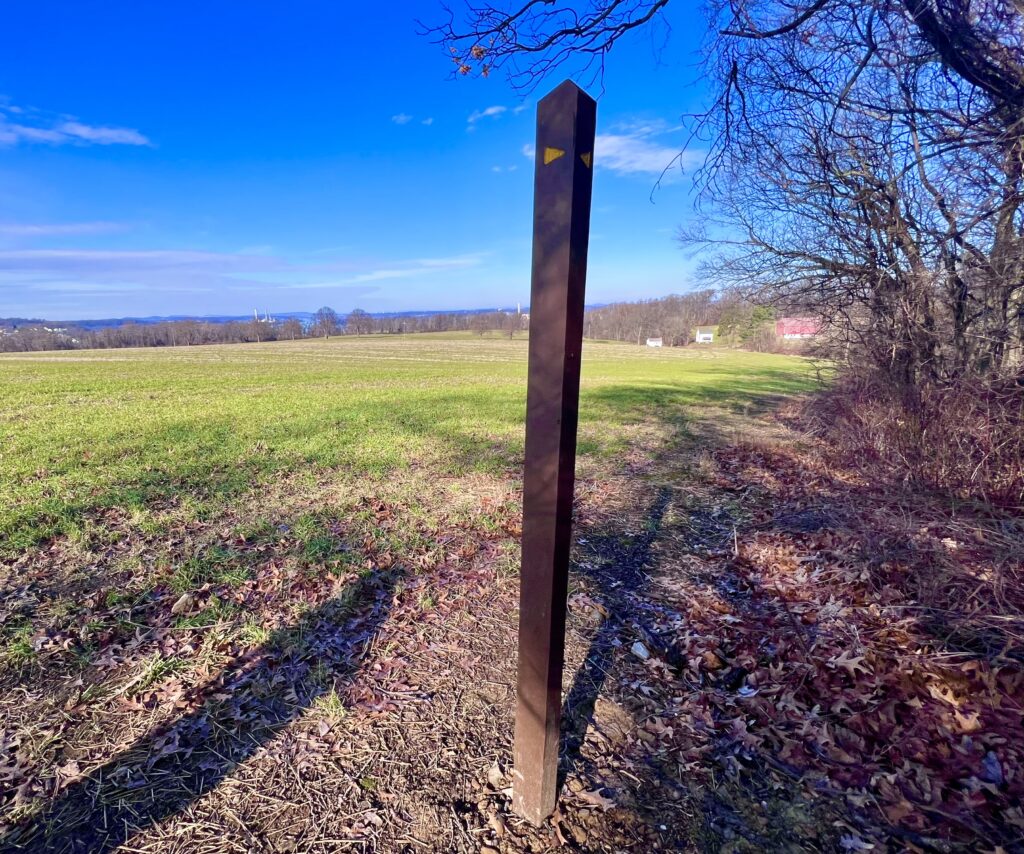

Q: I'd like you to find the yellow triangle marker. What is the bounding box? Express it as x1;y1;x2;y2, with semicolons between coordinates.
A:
580;152;592;168
543;147;565;165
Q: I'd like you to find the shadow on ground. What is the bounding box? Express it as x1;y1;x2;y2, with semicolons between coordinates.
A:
2;361;836;852
1;569;401;854
554;392;1024;851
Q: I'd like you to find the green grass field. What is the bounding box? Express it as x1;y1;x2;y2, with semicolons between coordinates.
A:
0;334;816;558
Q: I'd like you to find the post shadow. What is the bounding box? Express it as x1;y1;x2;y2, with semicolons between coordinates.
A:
1;568;402;854
558;487;674;776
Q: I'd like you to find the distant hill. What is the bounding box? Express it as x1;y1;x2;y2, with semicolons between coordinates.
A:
0;307;525;331
51;312;317;331
0;317;48;329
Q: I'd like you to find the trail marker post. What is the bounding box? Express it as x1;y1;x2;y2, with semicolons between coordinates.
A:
512;80;597;825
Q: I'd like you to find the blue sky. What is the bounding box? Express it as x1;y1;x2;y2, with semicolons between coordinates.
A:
0;1;709;320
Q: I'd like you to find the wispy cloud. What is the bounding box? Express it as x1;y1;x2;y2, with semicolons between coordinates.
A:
0;249;279;273
0;248;324;315
391;114;435;127
467;105;507;129
595;134;686;176
594;119;701;178
0;249;288;303
0;102;151;147
0;249;283;312
58;122;150;146
521;143;536;160
0;221;127;237
414;254;482;269
0;244;489;316
0;249;484;282
341;253;484;284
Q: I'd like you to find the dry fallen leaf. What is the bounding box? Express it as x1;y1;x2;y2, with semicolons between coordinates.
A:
830;650;871;677
170;593;195;615
578;788;616;810
486;762;504;789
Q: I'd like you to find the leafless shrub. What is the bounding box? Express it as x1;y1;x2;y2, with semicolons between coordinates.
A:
804;370;1024;509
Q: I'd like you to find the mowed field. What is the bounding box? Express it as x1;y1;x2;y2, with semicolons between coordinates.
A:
0;335;813;556
0;335;819;852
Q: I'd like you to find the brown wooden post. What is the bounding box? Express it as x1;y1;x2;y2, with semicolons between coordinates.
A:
512;79;597;825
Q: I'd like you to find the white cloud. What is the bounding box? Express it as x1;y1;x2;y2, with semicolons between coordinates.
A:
0;249;274;271
348;269;418;283
590;118;703;178
513;104;529;115
421;117;434;126
0;249;291;313
0;244;495;317
594;133;687;176
342;253;484;284
0;125;65;145
467;105;507;127
521;143;535;160
391;113;413;125
606;118;679;137
0;104;151;148
57;121;150;146
0;221;127;237
413;254;482;269
261;253;485;289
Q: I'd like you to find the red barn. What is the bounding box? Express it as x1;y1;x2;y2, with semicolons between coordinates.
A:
776;317;821;339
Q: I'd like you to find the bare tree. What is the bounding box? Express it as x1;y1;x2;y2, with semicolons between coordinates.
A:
345;308;374;335
280;318;304;340
502;310;521;339
690;0;1024;387
433;0;1024;388
583;290;725;345
313;306;341;339
426;1;673;91
247;318;265;344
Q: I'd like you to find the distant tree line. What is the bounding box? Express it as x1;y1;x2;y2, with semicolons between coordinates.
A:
0;317;303;352
307;306;528;338
584;290;781;350
0;294;791;354
0;306;531;353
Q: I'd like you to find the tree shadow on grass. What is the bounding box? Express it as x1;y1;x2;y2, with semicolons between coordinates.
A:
0;567;402;854
0;360;820;851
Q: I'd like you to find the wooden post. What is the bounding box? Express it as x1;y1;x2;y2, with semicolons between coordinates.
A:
512;79;597;825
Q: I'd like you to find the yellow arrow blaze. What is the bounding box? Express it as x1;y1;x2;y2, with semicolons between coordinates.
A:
543;147;565;165
580;152;592;168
